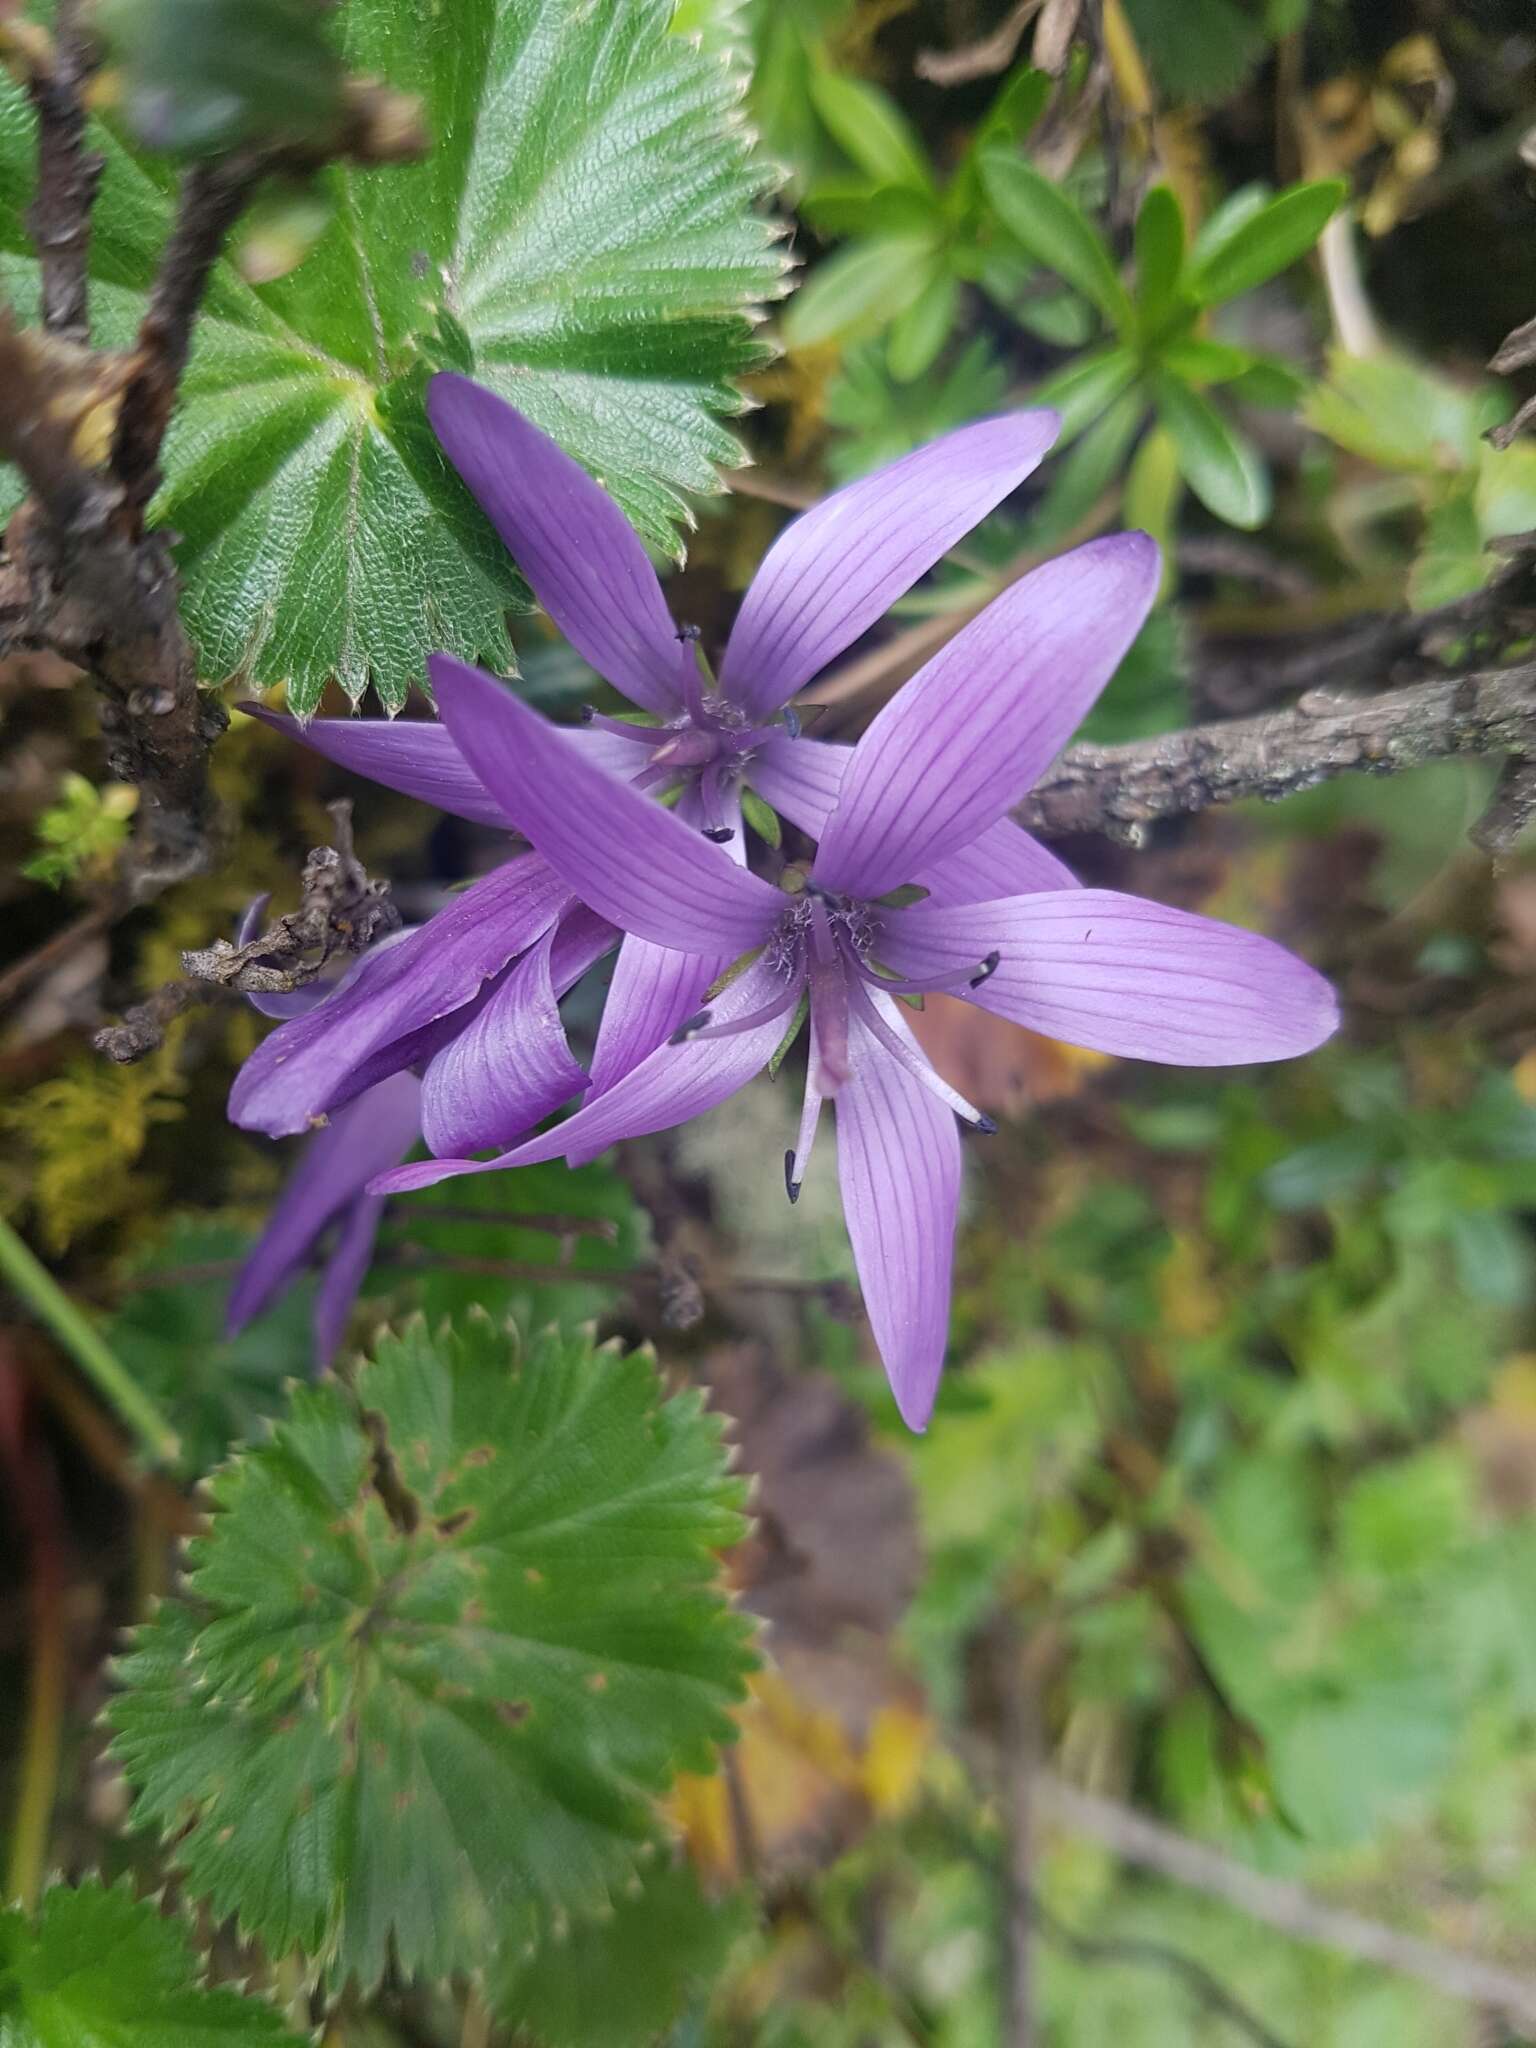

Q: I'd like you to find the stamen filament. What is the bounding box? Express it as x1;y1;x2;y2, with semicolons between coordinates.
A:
847;978;997;1132
784;1071;825;1203
580;707;667;746
670;981;800;1045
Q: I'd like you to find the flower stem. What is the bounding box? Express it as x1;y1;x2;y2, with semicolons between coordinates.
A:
6;1552;66;1912
0;1217;179;1468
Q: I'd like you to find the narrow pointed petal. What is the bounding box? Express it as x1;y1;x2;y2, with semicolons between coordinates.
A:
429;655;782;953
241;704;519;829
587;935;725;1095
812;534;1160;902
916;817;1079;903
720;411;1061;718
229;855;570;1137
313;1195;388;1369
226;1071;421;1338
880;891;1340;1064
749;731;849;837
371;956;796;1195
749;738;1076;900
836;1011;961;1433
419;928;589;1157
428;373;682;713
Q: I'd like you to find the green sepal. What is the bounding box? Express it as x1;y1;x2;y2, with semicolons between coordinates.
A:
740;788;783;850
705;946;767;1000
767;993;810;1079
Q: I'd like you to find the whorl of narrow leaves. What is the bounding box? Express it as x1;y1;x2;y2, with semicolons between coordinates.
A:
108;1316;756;1990
0;0;785;712
0;1880;304;2046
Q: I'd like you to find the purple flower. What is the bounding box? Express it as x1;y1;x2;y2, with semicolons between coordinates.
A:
226;1071;424;1370
236;378;1065;1128
363;546;1338;1430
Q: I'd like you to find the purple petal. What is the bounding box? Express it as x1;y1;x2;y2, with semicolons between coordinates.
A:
880;890;1340;1064
241;704;518;830
720;411;1061;718
420;928;591;1157
811;534;1160;902
226;1071;422;1339
836;1009;961;1433
229;855;570;1137
371;955;796;1195
313;1195;388;1370
916;817;1079;903
748;732;849;837
429;655;782;954
428;373;681;714
587;935;724;1096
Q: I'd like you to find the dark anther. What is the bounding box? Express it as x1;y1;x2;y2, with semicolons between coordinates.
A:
973;1113;999;1135
670;1009;712;1044
784;1149;801;1204
969;950;1001;988
578;703;597;723
702;825;735;844
782;704;801;740
675;622;702;642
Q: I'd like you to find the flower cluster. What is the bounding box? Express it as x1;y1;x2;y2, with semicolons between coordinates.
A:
230;377;1337;1427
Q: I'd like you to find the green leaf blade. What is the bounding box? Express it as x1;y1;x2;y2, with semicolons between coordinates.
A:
979;151;1132;330
110;1318;755;1990
0;1880;305;2047
1185;177;1344;306
1155;372;1270;529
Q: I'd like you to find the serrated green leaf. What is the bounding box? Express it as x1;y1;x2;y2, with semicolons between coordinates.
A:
0;0;783;713
1120;0;1270;104
980;152;1133;330
807;66;933;194
489;1858;753;2047
110;1317;755;1989
1155;373;1270;529
0;1880;304;2047
1185;178;1343;305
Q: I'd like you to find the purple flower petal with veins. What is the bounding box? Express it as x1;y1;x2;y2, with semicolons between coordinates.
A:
370;601;1338;1430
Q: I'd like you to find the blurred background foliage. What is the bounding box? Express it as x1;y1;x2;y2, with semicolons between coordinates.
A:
5;0;1536;2042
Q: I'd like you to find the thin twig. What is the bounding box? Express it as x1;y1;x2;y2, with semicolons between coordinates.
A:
22;0;102;345
1017;657;1536;846
1038;1775;1536;2032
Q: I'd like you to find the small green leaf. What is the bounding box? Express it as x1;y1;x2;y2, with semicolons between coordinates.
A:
975;64;1051;151
886;268;960;382
1033;344;1139;444
800;182;938;239
1302;349;1489;472
110;1318;756;1988
784;235;934;349
489;1859;754;2047
807;66;933;194
1189;183;1272;272
979;152;1133;330
1159;336;1252;385
1185;178;1345;305
1122;423;1183;558
740;787;782;849
1031;386;1145;538
1132;184;1186;328
1224;353;1308;407
1155;374;1270;529
0;1880;304;2046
